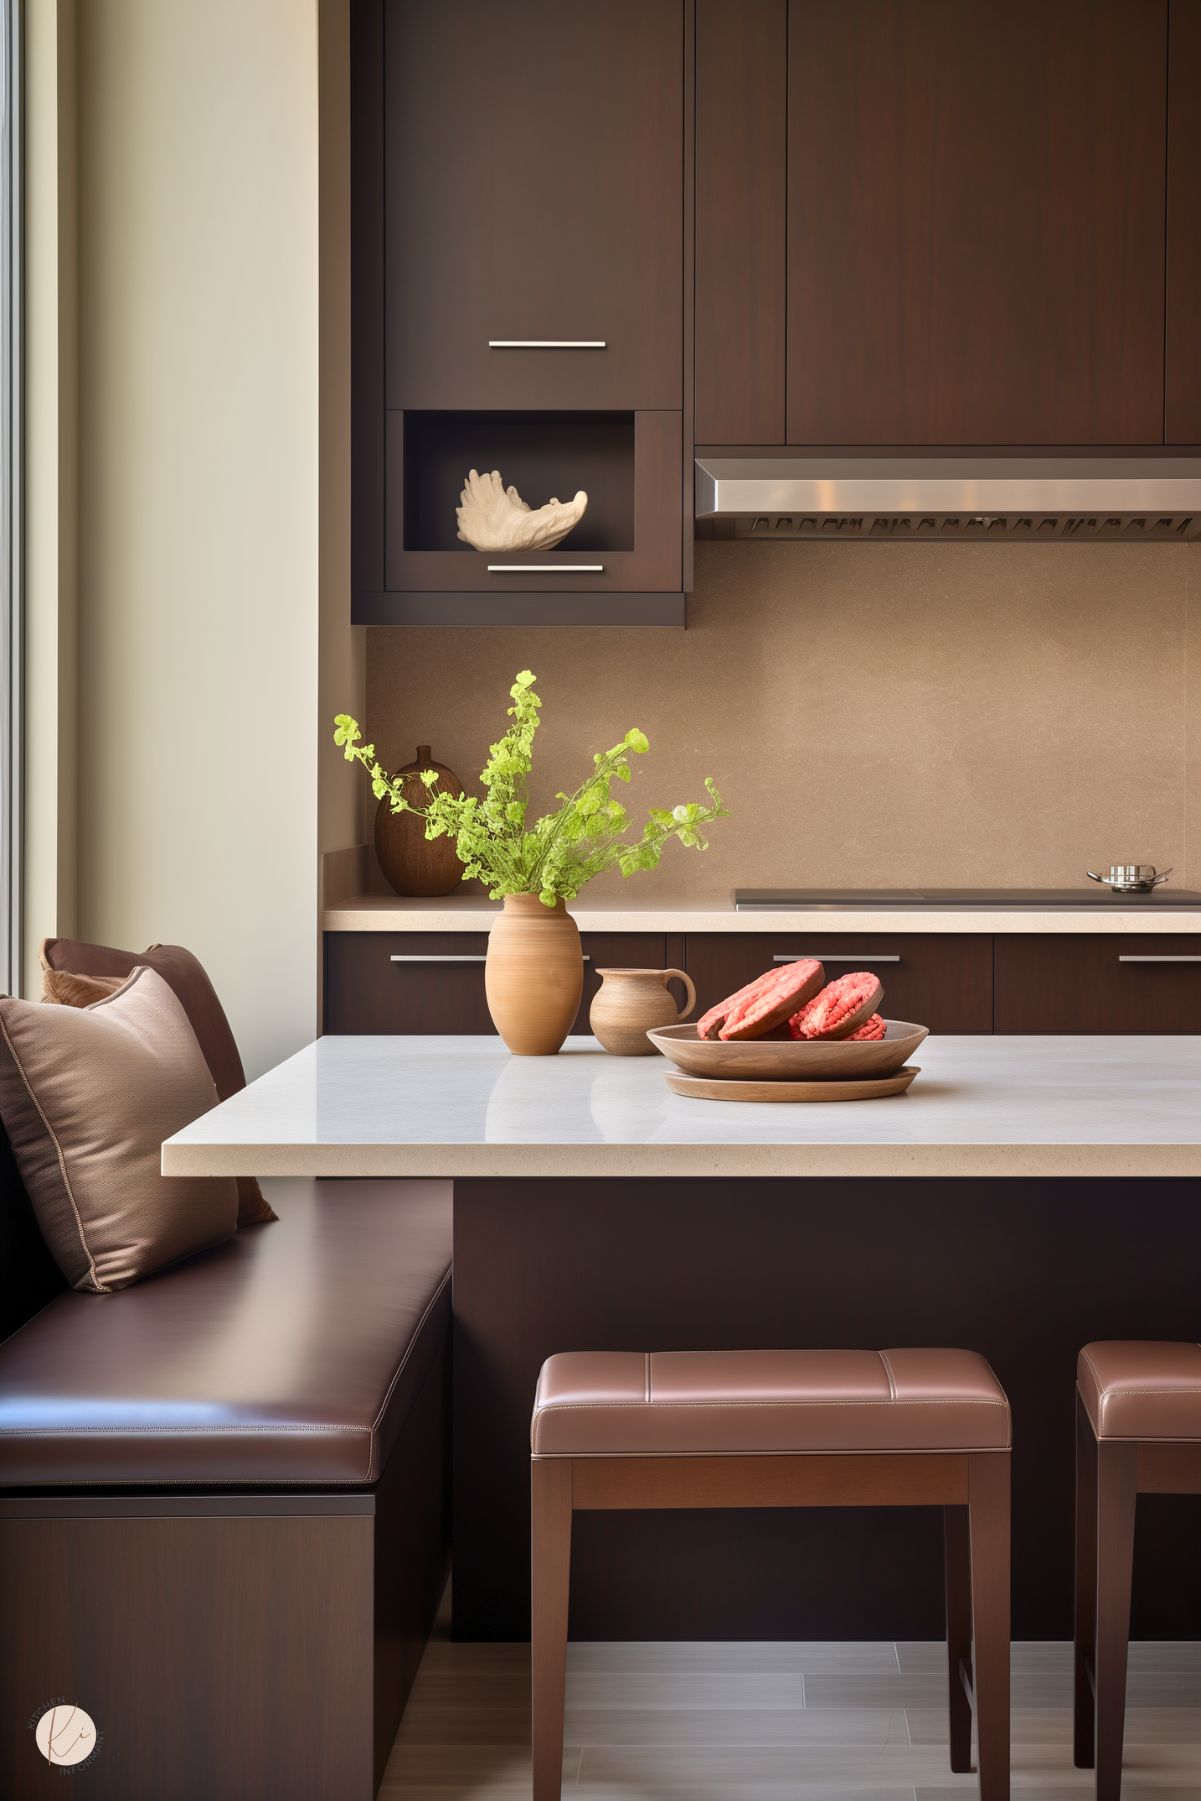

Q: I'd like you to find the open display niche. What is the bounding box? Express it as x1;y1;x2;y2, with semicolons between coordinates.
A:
403;412;634;554
360;409;685;626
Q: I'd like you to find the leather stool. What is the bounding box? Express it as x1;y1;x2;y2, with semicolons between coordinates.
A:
530;1347;1012;1801
1075;1341;1201;1799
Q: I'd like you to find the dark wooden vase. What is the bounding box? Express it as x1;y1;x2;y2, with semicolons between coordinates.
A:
374;745;463;897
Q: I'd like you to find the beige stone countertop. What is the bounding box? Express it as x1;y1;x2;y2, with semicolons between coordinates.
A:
163;1034;1201;1180
322;892;1201;935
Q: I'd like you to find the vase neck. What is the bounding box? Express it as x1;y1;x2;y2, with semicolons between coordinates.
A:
503;893;566;917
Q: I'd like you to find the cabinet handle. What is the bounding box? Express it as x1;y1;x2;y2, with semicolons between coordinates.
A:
389;954;590;964
1117;954;1201;963
487;339;606;349
390;955;486;964
773;953;902;965
486;564;605;573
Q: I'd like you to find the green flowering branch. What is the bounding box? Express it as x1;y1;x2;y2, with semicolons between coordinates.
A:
333;669;728;907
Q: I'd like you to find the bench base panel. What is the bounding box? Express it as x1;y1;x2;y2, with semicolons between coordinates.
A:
0;1328;450;1801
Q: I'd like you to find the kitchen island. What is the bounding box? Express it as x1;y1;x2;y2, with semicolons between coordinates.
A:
166;1035;1201;1641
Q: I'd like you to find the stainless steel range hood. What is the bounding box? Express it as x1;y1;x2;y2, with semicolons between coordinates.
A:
694;458;1201;540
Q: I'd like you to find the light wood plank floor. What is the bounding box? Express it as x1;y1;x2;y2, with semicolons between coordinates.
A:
381;1612;1201;1801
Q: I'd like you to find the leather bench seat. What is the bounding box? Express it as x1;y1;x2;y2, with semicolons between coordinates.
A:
531;1347;1010;1457
1078;1340;1201;1442
0;1178;451;1486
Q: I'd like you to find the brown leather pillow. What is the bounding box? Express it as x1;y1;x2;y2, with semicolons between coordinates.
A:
0;969;240;1292
40;938;276;1226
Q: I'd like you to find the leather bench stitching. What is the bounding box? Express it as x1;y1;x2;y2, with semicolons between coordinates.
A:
532;1398;1008;1453
365;1266;452;1482
0;1012;103;1293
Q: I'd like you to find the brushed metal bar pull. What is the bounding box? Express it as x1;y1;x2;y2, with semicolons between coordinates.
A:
390;955;486;964
487;339;606;349
773;953;902;964
390;953;590;964
486;564;605;573
1117;954;1201;963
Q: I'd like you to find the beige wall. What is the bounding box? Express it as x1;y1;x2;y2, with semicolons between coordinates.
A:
72;0;322;1075
368;540;1201;900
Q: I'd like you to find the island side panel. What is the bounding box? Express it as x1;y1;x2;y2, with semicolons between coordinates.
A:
452;1175;1201;1640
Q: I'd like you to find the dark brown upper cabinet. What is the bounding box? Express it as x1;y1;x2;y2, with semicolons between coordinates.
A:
384;0;684;413
695;0;787;445
697;0;1188;449
786;0;1168;447
1167;0;1201;443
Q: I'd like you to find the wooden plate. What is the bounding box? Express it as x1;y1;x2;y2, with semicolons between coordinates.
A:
647;1020;928;1081
664;1066;921;1103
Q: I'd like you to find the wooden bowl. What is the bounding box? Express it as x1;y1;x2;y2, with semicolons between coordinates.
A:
646;1019;929;1082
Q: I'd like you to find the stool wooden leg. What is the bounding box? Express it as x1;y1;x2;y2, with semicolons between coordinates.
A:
1093;1440;1138;1801
967;1453;1011;1801
944;1503;974;1773
531;1458;573;1801
1074;1396;1098;1769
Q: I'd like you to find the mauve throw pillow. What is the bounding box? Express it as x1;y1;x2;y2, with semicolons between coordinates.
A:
40;938;276;1226
0;969;240;1292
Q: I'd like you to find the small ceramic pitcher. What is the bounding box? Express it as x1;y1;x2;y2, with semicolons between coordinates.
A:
590;967;696;1055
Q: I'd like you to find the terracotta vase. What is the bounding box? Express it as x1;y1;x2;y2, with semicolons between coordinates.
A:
590;966;697;1055
485;895;583;1055
374;745;463;897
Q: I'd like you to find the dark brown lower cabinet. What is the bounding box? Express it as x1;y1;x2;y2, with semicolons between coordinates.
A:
325;930;1201;1037
684;933;994;1034
323;931;674;1036
995;935;1201;1033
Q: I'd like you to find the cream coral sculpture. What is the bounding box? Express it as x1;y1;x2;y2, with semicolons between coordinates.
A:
455;467;588;553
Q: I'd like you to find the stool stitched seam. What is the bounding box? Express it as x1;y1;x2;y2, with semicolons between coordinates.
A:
534;1399;1007;1410
1090;1387;1201;1398
531;1398;1008;1452
645;1354;651;1405
878;1351;898;1402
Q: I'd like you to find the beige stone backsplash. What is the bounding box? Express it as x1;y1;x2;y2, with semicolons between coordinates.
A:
367;539;1201;899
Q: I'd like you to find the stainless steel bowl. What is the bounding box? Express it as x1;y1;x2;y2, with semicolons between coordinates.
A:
1085;864;1172;893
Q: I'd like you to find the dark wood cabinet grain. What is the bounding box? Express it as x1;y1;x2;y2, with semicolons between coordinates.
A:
995;935;1201;1033
695;0;787;445
384;0;683;412
324;931;670;1036
0;1511;375;1801
786;0;1168;445
325;932;493;1034
1167;0;1201;443
327;930;1201;1039
350;0;385;601
685;933;994;1033
454;1173;1201;1640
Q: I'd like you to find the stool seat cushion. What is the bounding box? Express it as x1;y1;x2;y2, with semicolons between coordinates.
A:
531;1348;1010;1457
1078;1341;1201;1442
